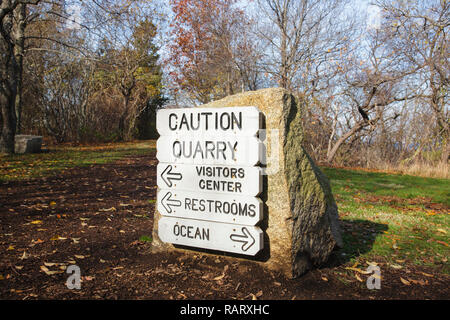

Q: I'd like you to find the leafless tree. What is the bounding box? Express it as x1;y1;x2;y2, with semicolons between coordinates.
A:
0;0;42;153
375;0;449;163
254;0;354;95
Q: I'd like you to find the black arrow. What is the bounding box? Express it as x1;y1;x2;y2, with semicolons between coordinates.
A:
230;227;255;252
161;191;182;213
161;165;182;187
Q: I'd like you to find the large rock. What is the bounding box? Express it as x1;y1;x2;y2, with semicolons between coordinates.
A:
14;135;43;154
152;88;342;278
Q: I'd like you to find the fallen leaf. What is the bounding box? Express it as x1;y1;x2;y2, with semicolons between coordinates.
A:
400;278;410;285
421;272;434;278
355;274;363;282
74;255;85;259
44;262;57;267
345;267;370;274
50;201;56;206
435;240;448;247
31;220;42;225
40;265;61;275
213;274;225;281
50;236;67;241
15;266;23;270
436;228;447;234
19;251;29;260
99;207;116;212
7;245;15;251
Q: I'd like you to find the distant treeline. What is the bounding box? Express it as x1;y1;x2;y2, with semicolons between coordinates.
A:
0;1;448;175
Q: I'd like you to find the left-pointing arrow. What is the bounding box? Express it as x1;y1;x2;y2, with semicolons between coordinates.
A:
161;165;182;187
161;191;182;213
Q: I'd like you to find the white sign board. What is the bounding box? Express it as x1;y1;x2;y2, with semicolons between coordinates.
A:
158;216;264;256
157;107;261;136
157;189;263;225
156;106;265;257
156;135;262;166
156;163;262;196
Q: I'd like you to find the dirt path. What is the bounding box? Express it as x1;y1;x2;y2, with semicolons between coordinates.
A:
0;153;448;299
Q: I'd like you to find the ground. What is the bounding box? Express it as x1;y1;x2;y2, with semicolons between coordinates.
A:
0;142;449;300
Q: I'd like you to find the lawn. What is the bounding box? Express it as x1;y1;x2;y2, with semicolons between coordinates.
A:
0;141;156;182
323;167;449;274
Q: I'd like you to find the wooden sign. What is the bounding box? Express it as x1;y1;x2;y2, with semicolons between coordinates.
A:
156;163;262;196
156;107;261;136
158;217;264;256
156;135;262;166
157;189;263;225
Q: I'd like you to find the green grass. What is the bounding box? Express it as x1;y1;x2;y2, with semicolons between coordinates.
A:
324;167;449;205
0;141;156;181
139;235;153;243
323;167;450;273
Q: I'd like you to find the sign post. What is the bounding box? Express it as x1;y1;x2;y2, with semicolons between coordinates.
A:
155;106;264;256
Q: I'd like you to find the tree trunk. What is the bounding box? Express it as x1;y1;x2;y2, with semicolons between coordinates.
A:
0;0;22;153
0;92;17;153
118;94;130;141
13;4;26;134
326;121;365;163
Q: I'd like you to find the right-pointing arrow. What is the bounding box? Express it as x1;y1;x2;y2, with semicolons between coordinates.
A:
161;165;182;187
230;227;256;252
161;191;182;213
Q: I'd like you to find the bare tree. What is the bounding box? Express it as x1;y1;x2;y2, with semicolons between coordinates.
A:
254;0;354;95
375;0;449;163
325;24;420;163
0;0;41;153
